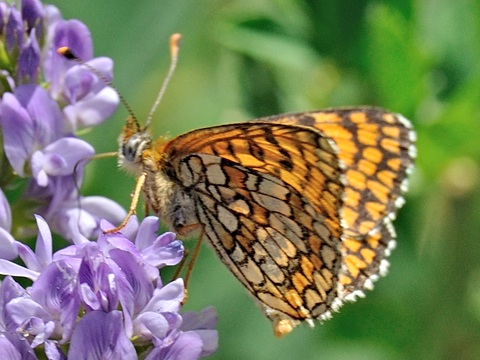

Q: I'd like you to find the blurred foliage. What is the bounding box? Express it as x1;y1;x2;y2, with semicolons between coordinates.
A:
49;0;480;359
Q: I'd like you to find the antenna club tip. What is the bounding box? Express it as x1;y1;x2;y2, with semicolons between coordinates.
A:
169;33;182;58
170;33;182;46
57;46;76;60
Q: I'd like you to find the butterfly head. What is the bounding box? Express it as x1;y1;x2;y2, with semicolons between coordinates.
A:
118;116;152;176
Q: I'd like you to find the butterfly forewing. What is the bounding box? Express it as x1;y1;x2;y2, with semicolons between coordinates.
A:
148;123;347;335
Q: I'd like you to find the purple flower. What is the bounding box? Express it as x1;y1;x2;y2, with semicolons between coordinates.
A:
43;18;118;132
60;56;118;132
0;215;218;358
0;0;120;242
0;85;63;177
0;1;218;357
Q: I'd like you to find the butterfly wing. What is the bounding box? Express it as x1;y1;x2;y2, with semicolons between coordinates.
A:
158;123;346;336
255;107;416;297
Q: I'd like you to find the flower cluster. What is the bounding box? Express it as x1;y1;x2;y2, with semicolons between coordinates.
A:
0;215;217;359
0;0;123;242
0;1;218;358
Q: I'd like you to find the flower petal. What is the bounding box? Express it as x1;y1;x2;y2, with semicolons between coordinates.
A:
45;19;92;99
14;85;63;144
0;260;39;280
146;331;203;360
21;0;45;34
0;92;34;176
0;228;18;260
181;307;219;357
0;189;11;231
68;311;136;360
30;138;94;185
0;332;37;360
18;30;41;83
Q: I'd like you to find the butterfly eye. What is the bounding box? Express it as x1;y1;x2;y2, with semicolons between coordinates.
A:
122;140;138;162
122;134;150;163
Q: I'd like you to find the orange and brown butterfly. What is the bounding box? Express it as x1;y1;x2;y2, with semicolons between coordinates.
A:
59;34;416;337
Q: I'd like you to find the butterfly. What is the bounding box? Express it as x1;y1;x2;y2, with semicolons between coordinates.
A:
59;34;416;337
118;106;416;337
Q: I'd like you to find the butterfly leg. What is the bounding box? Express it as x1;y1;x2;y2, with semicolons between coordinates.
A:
169;223;205;304
104;172;147;234
183;224;205;288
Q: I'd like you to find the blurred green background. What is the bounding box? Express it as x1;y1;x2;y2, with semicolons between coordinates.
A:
48;1;480;359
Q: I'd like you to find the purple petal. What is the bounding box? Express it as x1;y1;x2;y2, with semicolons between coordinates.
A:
0;92;34;176
142;234;184;268
142;279;184;314
52;20;92;61
44;340;66;360
0;85;64;175
14;85;63;142
134;311;170;340
63;86;118;132
0;260;39;280
181;307;218;332
0;332;37;360
0;277;26;328
21;0;45;34
101;226;159;291
30;137;94;186
34;215;52;268
43;5;62;35
45;204;95;244
0;276;26;307
50;196;126;243
181;307;218;357
147;331;203;360
29;261;80;342
20;317;55;348
0;4;8;35
106;215;139;241
0;189;11;231
0;228;18;260
61;57;118;132
78;254;119;312
16;242;42;272
44;19;92;98
18;29;40;83
79;196;127;228
5;5;23;52
133;217;184;267
108;248;155;312
68;311;136;360
30;153;49;186
134;216;160;250
6;297;50;328
23;175;78;219
63;57;113;99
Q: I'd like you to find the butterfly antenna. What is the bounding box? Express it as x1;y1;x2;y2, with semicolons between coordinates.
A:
144;33;182;129
57;46;141;131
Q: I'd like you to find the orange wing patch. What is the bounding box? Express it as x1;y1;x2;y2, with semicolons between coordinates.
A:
255;107;416;297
